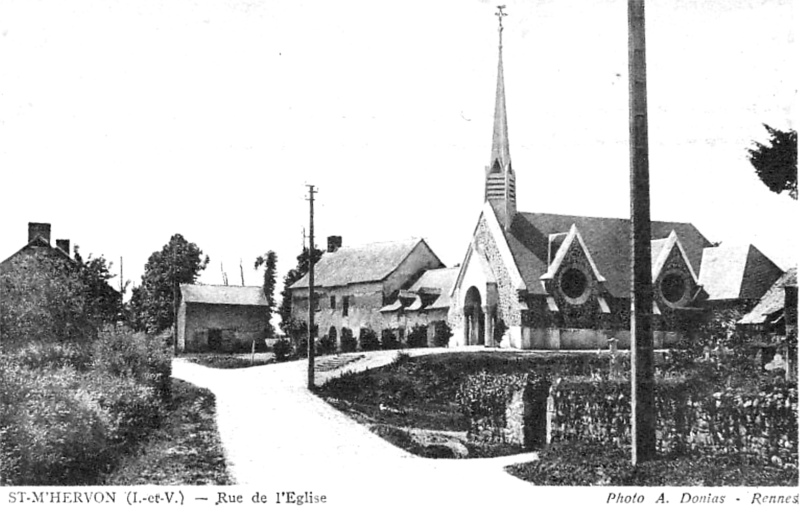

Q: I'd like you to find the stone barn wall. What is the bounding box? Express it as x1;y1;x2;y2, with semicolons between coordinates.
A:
181;303;268;352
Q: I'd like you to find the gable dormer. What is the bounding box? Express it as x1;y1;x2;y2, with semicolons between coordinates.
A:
651;230;701;308
540;224;608;310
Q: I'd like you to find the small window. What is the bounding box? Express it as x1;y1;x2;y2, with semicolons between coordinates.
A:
342;296;350;317
330;295;336;309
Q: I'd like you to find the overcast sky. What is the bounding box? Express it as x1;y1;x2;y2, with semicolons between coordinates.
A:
0;0;795;295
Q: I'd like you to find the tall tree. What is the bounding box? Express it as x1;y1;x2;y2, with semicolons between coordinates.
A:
278;246;323;333
747;125;797;200
254;251;278;337
129;234;209;333
73;248;123;325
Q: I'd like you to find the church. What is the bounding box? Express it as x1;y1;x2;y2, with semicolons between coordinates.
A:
446;12;783;350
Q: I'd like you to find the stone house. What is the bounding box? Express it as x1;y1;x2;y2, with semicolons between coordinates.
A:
289;237;444;349
447;18;785;351
0;222;75;272
177;284;269;352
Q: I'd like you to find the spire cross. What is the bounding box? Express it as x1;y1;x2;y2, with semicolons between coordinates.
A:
495;5;507;33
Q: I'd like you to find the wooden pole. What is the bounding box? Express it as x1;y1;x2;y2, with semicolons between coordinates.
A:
307;185;318;390
628;0;656;464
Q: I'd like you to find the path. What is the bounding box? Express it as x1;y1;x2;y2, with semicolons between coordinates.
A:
172;348;539;510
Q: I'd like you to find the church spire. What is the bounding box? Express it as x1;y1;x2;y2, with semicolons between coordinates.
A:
485;5;516;231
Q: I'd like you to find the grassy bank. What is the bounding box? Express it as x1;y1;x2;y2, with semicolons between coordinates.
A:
102;378;232;485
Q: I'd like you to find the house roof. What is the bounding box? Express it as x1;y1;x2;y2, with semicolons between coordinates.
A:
698;244;784;301
739;267;797;325
0;236;73;271
290;238;434;289
506;212;711;297
409;267;459;310
409;267;459;294
180;284;267;306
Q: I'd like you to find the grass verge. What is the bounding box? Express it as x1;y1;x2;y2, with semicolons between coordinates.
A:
101;378;232;485
183;353;275;369
506;441;798;486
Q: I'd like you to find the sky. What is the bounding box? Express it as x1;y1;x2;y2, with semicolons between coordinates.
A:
0;0;796;298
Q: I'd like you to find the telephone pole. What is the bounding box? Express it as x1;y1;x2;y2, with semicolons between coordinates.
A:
306;185;318;390
628;0;656;464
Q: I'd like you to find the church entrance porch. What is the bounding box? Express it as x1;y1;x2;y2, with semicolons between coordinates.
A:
464;286;489;346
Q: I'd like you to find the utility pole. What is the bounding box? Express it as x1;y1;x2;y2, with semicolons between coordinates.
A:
172;241;179;356
306;185;318;390
628;0;656;464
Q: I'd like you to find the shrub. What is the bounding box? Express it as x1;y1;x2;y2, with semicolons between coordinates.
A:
407;324;428;348
12;341;92;371
92;326;172;401
319;334;335;355
494;317;508;345
0;365;111;485
455;371;530;439
381;329;400;350
341;328;357;353
431;321;452;348
359;328;380;352
272;338;293;362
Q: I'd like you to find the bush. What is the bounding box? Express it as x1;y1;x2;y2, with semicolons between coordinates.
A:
455;371;530;439
92;326;172;401
407;324;428;348
381;329;400;350
359;328;380;352
341;328;357;353
272;338;293;362
319;334;336;355
431;321;452;348
11;341;92;371
0;365;111;485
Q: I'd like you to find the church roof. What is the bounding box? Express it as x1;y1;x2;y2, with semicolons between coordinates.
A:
739;267;796;325
698;244;784;301
180;284;267;306
506;212;711;298
290;238;435;289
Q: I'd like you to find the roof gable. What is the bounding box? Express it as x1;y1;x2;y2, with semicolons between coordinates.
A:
507;212;711;297
290;238;435;289
699;244;783;301
739;268;797;325
180;284;267;306
652;230;699;284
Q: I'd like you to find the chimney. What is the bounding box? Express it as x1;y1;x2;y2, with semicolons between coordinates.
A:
56;239;70;255
327;235;342;253
28;222;51;244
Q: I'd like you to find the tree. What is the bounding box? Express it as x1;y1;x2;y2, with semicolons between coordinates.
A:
278;246;323;333
254;251;277;337
128;234;209;333
73;249;123;325
747;125;797;200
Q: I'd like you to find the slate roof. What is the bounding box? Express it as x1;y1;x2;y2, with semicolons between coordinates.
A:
506;212;711;298
739;268;797;325
698;244;784;301
290;238;435;289
180;284;267;306
409;267;459;294
409;267;459;310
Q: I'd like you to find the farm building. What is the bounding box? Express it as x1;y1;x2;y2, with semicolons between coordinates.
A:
177;284;269;352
